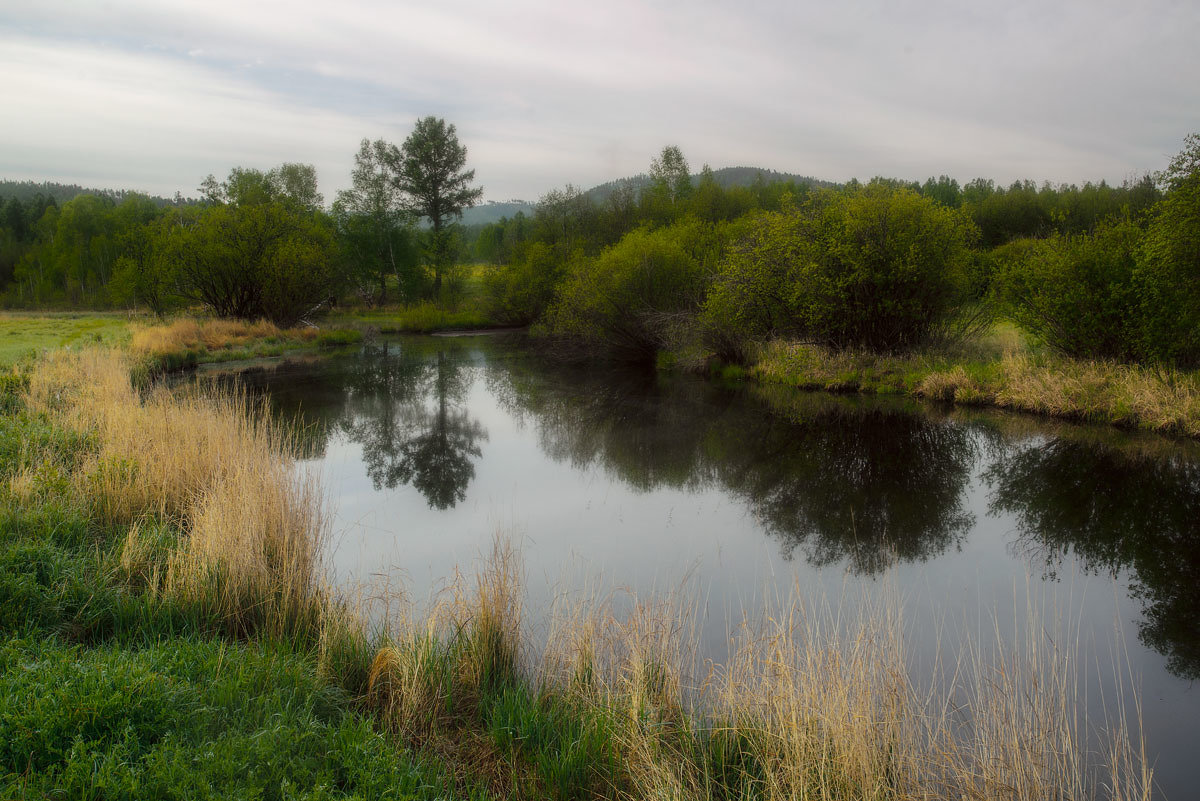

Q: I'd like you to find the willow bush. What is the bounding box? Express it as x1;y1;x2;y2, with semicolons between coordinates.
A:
703;184;980;359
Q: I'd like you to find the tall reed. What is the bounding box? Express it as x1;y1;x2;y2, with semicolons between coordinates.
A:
21;348;329;640
130;318;318;359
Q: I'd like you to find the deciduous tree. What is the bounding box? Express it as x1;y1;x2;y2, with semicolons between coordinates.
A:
390;117;482;296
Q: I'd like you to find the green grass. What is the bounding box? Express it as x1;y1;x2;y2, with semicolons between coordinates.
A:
0;312;133;366
483;683;621;800
0;636;460;799
0;373;496;800
330;301;495;334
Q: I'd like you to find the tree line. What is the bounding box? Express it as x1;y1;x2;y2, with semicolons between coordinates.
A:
2;124;1195;368
478;136;1196;368
0;117;481;324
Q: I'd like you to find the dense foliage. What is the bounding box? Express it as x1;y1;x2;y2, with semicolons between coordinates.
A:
711;186;978;352
0;117;483;323
470;137;1195;369
1136;133;1200;366
993;222;1142;360
545;219;731;360
2;131;1199;370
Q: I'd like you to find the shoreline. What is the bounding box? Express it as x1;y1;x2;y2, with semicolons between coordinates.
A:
736;338;1200;440
0;343;1160;799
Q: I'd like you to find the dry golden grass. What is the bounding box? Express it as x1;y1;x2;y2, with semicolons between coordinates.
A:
130;317;318;359
20;347;329;639
755;339;1200;438
531;580;1153;801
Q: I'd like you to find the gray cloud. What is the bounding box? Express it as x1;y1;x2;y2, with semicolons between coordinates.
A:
1;0;1196;201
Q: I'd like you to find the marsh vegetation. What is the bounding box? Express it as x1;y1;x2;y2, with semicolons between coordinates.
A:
1;341;1181;798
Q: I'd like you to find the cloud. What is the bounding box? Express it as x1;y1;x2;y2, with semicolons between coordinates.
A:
1;0;1197;201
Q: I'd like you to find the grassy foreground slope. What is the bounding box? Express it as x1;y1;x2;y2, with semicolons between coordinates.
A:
0;352;484;799
0;343;1158;800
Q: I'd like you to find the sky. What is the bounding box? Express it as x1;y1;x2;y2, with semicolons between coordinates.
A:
1;0;1197;203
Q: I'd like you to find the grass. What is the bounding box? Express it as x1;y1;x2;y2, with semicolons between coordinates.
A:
750;327;1200;438
128;301;499;373
329;300;496;334
0;636;455;799
0;280;506;375
129;317;325;371
0;357;487;799
0;311;133;366
0;346;1158;799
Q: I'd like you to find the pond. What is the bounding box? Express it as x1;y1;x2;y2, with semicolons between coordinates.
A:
209;334;1199;798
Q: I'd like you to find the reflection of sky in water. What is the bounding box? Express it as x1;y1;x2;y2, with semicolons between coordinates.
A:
221;336;1200;799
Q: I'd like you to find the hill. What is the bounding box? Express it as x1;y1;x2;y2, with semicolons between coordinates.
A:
0;179;184;207
462;166;837;225
458;200;535;226
583;166;836;204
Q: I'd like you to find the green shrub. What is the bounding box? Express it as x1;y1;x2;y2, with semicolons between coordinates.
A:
994;221;1143;360
169;203;339;327
484;241;567;324
1135;133;1200;366
546;219;727;360
704;184;978;356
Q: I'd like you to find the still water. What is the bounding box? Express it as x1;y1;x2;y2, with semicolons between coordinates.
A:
211;334;1199;798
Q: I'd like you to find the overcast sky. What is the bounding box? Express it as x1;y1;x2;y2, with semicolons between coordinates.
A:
1;0;1197;203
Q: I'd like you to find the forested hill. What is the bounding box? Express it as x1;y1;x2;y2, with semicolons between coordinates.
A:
584;166;835;204
3;167;829;223
459;200;535;225
0;179;184;207
462;166;833;222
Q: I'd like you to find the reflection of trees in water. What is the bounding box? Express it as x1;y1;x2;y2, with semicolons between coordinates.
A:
985;437;1200;680
488;365;715;492
340;345;487;510
240;343;1200;679
231;341;489;510
714;398;976;574
488;362;976;574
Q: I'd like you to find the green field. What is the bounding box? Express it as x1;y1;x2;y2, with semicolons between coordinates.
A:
0;312;134;366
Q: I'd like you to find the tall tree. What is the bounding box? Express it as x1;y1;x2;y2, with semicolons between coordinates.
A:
643;145;692;224
391;117;482;295
333;139;417;304
268;163;323;212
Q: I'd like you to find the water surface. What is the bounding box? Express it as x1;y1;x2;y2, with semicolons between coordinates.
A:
212;335;1200;798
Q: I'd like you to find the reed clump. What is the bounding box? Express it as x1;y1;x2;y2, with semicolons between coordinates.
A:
129;317;320;371
19;347;329;640
524;584;1153;801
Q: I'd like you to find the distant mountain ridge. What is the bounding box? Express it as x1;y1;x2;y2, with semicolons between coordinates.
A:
461;166;835;225
457;200;535;226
